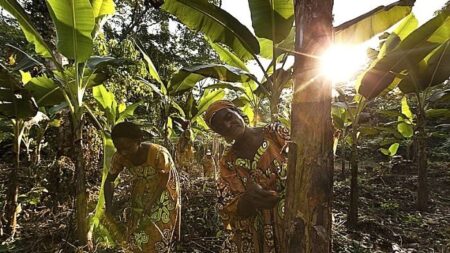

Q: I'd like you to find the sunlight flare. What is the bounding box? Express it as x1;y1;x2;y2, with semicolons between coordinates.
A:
320;44;368;83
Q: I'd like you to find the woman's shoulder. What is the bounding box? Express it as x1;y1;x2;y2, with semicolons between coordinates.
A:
145;143;173;163
219;147;236;166
263;122;290;141
111;151;126;163
110;152;129;174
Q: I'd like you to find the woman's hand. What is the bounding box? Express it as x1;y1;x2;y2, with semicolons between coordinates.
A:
237;181;280;217
245;180;280;209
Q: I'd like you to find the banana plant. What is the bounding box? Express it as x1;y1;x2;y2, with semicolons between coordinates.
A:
0;64;38;237
88;84;141;245
376;96;413;158
358;10;450;211
136;41;249;142
331;85;374;228
169;89;225;171
330;9;448;226
0;0;117;244
162;0;415;122
176;89;225;131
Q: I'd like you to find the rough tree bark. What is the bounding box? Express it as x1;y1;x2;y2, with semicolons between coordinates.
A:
284;0;334;252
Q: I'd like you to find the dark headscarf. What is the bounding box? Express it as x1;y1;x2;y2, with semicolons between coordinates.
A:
203;100;249;129
111;121;143;141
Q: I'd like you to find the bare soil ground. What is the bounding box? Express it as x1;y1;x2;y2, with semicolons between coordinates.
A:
1;160;449;252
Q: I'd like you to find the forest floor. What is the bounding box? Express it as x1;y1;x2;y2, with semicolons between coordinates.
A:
0;159;449;252
332;160;450;252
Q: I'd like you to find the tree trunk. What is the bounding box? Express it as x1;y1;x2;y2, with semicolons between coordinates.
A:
347;131;358;228
5;120;23;237
72;113;88;245
416;103;428;211
285;0;334;252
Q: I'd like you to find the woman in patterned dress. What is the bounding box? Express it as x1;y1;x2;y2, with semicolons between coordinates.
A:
204;100;290;253
104;122;180;252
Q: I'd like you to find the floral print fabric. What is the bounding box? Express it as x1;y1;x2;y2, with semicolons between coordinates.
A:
217;123;290;253
110;143;180;252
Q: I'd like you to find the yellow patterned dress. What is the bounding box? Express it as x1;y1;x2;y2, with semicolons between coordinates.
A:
217;123;290;253
109;143;181;252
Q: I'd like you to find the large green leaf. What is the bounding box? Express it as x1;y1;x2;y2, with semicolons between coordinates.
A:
168;71;204;95
258;27;295;59
204;83;247;93
117;101;142;123
193;89;225;120
0;0;52;58
162;0;260;61
135;42;163;85
208;40;249;71
357;69;396;99
248;0;294;43
91;0;115;37
0;67;38;119
258;38;275;59
178;64;256;82
7;44;45;72
93;84;114;110
86;56;123;70
46;0;95;62
91;0;115;18
138;77;163;97
85;56;131;88
397;40;450;94
277;27;295;52
170;100;186;118
399;11;450;49
389;10;449;80
241;80;259;104
168;64;257;95
0;88;37;119
378;14;419;58
93;84;116;124
25;75;65;106
425;39;450;87
335;0;414;44
359;11;450;98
